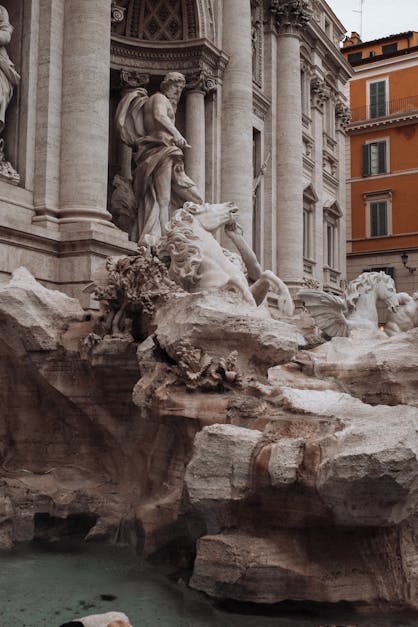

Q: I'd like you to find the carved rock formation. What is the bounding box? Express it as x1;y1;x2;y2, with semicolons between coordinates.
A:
0;268;417;614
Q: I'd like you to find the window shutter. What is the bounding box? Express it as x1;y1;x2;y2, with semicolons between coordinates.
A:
371;203;378;235
378;141;387;173
377;81;387;116
362;144;370;176
370;82;378;118
378;202;387;235
369;81;386;118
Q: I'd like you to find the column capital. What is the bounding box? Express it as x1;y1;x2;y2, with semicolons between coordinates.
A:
119;70;150;90
269;0;313;35
185;70;218;95
111;1;126;25
335;100;352;131
310;76;330;111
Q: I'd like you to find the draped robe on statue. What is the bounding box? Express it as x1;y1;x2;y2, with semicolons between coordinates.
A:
115;88;201;243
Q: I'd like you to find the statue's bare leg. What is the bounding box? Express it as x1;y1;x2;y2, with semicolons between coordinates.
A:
154;160;172;234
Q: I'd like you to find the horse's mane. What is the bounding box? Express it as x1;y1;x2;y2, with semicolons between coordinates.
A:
345;271;394;309
157;207;203;290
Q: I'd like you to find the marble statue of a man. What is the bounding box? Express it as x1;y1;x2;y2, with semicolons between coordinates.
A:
0;5;20;184
0;5;19;133
116;72;202;243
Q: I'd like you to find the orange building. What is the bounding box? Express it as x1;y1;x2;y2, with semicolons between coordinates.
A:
343;31;418;302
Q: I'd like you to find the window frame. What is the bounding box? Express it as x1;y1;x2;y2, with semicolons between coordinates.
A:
366;77;389;119
362;137;389;177
364;190;392;239
323;201;342;271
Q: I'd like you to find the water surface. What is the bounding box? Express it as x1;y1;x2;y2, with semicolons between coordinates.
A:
0;542;416;627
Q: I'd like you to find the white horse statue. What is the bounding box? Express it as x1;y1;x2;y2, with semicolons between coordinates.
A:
157;201;294;316
385;291;418;336
298;271;399;338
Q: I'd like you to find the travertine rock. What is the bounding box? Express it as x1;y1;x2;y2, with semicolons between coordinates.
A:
280;388;418;526
155;291;304;380
0;267;84;353
1;268;418;614
296;328;418;406
191;529;412;606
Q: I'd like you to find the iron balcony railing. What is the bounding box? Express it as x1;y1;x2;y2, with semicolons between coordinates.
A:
350;94;418;123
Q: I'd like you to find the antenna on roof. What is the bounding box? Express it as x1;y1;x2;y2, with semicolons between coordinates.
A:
353;0;365;39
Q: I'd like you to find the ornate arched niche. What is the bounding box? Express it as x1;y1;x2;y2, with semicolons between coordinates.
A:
108;0;227;226
112;0;199;41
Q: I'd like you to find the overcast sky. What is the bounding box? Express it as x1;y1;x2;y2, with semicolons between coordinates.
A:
326;0;418;42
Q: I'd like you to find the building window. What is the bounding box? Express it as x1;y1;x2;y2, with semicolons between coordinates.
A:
382;43;398;56
323;201;342;270
348;52;362;63
303;208;312;258
364;267;395;279
303;185;318;262
368;79;387;118
370;201;388;237
364;190;392;238
362;140;388;176
326;222;336;267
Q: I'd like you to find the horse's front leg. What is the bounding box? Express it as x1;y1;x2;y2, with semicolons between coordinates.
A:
254;271;294;316
250;277;270;306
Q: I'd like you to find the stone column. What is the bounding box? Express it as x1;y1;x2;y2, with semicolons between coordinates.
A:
271;0;312;285
221;0;253;243
59;0;113;226
185;73;216;199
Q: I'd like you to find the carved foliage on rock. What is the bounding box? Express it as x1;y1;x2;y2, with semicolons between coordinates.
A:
94;248;182;337
165;338;242;391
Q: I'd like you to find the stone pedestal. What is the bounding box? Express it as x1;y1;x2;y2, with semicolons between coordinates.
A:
185;89;206;198
221;0;253;242
273;1;312;286
59;0;113;227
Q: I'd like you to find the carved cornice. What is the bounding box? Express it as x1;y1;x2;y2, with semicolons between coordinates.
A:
110;36;229;83
185;70;218;94
269;0;313;35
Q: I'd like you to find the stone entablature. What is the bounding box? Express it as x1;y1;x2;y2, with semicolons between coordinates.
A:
110;36;228;83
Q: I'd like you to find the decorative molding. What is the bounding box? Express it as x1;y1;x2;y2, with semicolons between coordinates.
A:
253;86;271;121
185;69;218;94
252;0;264;87
110;37;229;83
111;1;126;25
335;100;351;131
119;70;150;89
310;76;330;110
269;0;313;35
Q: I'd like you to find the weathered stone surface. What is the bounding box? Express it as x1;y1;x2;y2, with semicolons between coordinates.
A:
281;388;418;526
0;267;84;353
191;528;412;606
295;328;418;406
185;425;263;504
155;291;304;380
268;437;305;486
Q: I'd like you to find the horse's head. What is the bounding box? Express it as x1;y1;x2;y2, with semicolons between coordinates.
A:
374;273;399;313
183;201;239;234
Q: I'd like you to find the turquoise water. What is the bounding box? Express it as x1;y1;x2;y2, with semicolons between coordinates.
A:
0;542;417;627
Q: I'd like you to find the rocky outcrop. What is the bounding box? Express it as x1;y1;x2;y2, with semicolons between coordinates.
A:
1;268;417;614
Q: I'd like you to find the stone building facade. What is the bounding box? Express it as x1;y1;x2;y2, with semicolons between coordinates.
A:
0;0;351;305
